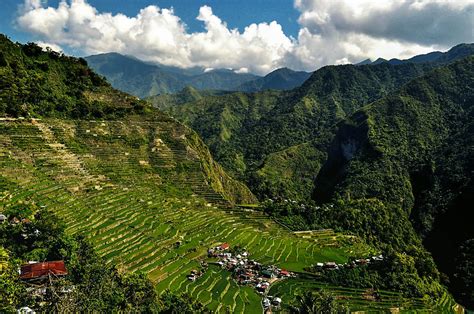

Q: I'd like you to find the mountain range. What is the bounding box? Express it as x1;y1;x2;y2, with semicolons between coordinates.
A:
85;53;312;98
147;43;474;308
1;33;473;311
356;43;473;66
153;44;474;199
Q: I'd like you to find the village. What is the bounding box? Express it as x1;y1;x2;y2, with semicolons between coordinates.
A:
184;241;386;312
183;242;294;310
2;208;384;313
313;254;384;271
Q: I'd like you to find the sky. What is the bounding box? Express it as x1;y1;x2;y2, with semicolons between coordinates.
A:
1;0;473;75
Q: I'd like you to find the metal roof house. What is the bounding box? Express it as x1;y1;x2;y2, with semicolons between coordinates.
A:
20;261;68;281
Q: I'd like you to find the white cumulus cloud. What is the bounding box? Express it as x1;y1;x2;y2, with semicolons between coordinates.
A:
286;0;474;70
17;0;294;74
16;0;474;74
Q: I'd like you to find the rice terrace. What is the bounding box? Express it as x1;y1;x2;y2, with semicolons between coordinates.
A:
1;0;473;311
0;118;462;312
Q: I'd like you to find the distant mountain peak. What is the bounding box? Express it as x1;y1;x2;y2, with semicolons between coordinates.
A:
355;58;372;66
355;43;474;66
237;67;312;92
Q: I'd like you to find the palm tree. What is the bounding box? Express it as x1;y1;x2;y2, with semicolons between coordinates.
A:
292;290;349;314
0;246;9;273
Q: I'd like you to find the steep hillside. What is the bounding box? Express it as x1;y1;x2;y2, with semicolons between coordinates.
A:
155;90;284;179
85;53;258;98
0;34;254;205
3;35;422;312
159;44;474;201
160;62;439;198
237;67;312;92
313;56;474;308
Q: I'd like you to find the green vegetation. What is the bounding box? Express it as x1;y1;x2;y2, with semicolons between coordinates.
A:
151;89;283;180
311;56;473;308
148;86;232;111
149;43;472;308
0;35;152;120
0;35;397;312
153;56;465;201
257;57;473;309
0;116;384;312
0;35;255;206
0;200;200;313
250;141;327;201
290;289;349;314
269;277;461;313
1;33;471;311
149;44;473;203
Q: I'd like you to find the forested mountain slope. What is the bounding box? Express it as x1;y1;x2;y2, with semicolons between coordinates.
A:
158;62;444;199
156;44;474;201
313;56;474;308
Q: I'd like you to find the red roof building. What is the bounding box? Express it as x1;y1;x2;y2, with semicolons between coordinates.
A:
20;261;68;280
280;269;290;276
219;243;230;250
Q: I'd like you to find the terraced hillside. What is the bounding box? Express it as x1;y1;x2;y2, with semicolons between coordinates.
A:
269;278;464;313
1;37;462;312
0;118;377;311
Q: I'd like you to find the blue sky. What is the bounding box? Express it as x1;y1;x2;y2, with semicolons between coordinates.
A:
3;0;473;74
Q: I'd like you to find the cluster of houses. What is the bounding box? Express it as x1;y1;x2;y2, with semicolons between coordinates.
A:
187;269;204;282
0;213;41;240
0;212;32;225
187;261;208;281
262;296;282;311
207;242;293;302
315;254;384;271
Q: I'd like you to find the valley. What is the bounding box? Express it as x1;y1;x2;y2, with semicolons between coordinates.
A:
0;22;472;312
1;117;372;311
1;116;462;312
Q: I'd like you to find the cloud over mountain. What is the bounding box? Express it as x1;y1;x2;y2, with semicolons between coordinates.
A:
16;0;474;74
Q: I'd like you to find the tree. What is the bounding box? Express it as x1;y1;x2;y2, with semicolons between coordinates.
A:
159;290;206;313
291;290;349;314
0;247;7;272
